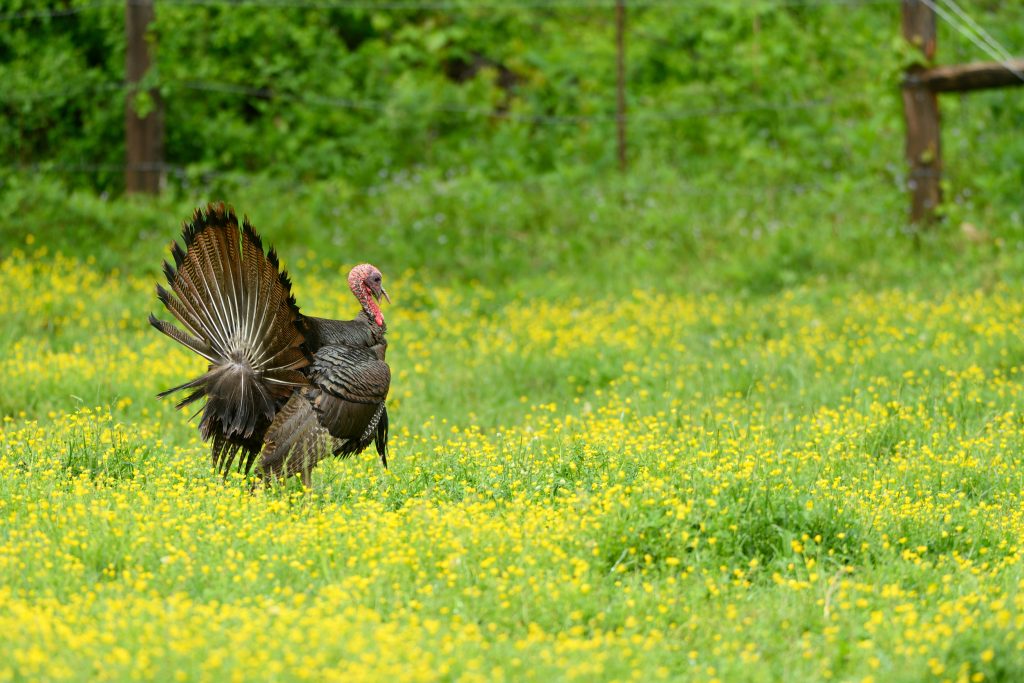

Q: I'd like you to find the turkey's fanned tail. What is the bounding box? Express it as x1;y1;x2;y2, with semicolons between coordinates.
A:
149;203;311;473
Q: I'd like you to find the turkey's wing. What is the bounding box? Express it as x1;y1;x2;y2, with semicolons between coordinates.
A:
307;345;391;442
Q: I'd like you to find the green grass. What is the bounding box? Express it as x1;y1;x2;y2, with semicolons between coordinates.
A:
2;169;1024;681
4;0;1024;675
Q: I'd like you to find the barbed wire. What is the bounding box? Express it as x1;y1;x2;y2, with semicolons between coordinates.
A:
0;0;896;23
1;76;873;125
0;1;118;21
2;162;174;174
0;160;891;202
1;81;126;104
158;0;894;9
182;79;857;124
924;0;1024;83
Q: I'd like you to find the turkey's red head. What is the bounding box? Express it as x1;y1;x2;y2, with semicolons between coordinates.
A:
348;263;389;327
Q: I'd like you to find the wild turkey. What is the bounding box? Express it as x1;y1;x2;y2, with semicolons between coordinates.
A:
148;203;391;484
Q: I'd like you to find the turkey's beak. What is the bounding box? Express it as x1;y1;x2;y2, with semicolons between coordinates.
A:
369;282;391;305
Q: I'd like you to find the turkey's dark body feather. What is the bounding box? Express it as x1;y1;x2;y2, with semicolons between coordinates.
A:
304;314;386;351
149;203;391;481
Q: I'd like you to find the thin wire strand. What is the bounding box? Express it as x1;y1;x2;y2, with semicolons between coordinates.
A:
0;1;119;21
922;0;1024;83
158;0;894;9
0;0;896;20
159;0;652;8
938;0;1016;63
0;161;888;202
937;0;1019;77
178;79;867;124
0;82;127;103
0;72;872;119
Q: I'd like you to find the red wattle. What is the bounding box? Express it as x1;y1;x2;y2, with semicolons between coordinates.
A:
362;284;385;327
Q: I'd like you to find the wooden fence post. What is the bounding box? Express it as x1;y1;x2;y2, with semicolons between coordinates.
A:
615;0;627;173
901;0;941;225
125;0;164;194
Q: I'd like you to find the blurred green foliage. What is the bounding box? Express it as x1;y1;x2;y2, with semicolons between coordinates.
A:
0;0;1017;186
0;0;1022;277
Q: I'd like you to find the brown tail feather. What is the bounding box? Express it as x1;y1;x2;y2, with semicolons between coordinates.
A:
211;432;263;475
148;313;214;362
149;203;312;457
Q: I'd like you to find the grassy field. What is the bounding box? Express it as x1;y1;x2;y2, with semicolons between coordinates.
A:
2;172;1024;682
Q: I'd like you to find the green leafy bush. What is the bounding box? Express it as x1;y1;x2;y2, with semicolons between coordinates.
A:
0;1;1018;192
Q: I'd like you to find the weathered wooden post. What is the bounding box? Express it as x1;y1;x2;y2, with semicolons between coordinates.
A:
125;0;164;194
615;0;627;173
901;0;941;225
